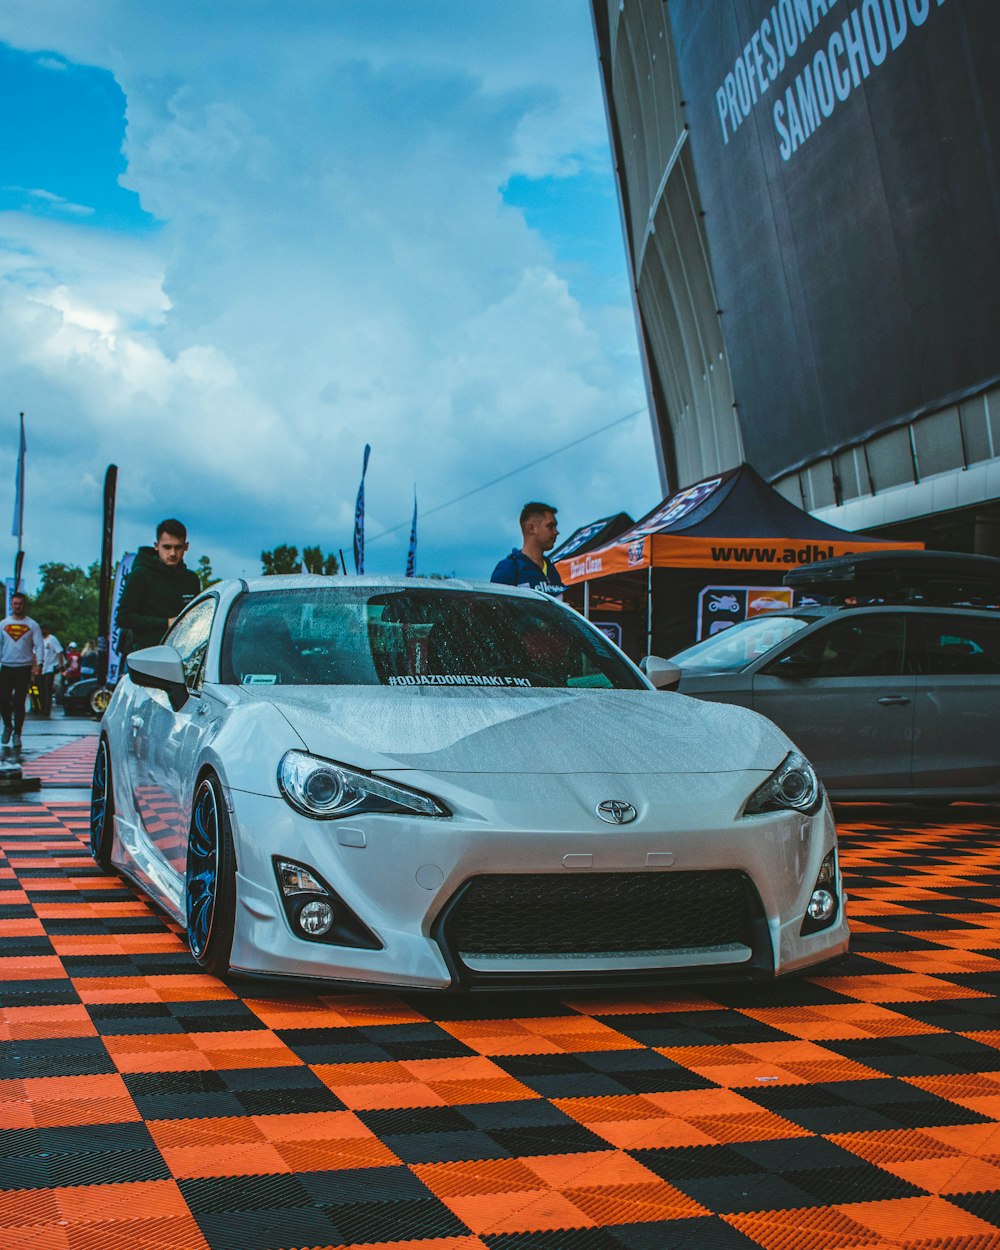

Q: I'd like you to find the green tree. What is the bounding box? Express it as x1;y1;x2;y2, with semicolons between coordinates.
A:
302;546;340;576
263;545;339;576
261;545;300;575
196;554;215;589
31;562;101;645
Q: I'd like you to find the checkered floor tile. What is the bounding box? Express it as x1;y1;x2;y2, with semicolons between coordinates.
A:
2;784;1000;1248
20;735;98;787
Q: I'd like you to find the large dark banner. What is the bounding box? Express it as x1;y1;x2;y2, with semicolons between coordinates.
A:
668;0;1000;480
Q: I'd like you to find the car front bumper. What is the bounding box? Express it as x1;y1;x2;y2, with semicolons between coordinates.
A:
224;775;848;990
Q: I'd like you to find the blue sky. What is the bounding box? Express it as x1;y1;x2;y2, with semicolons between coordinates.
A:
0;43;153;231
0;2;660;584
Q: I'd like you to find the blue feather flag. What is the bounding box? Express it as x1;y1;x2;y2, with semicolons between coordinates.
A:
11;413;25;541
353;443;371;574
405;490;417;577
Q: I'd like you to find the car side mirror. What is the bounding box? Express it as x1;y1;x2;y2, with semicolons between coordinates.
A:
641;655;682;690
770;652;818;679
127;645;189;710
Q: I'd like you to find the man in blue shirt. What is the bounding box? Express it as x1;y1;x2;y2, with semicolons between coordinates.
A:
491;502;565;597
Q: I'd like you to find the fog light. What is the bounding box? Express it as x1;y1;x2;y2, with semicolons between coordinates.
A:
298;899;335;936
801;849;840;935
807;888;836;922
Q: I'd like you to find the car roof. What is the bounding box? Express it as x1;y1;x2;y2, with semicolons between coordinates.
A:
742;603;999;622
785;549;1000;605
216;574;551;601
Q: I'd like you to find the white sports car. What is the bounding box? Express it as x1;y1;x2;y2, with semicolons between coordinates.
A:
91;576;848;990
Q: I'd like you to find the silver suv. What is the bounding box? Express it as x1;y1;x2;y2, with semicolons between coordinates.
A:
664;553;1000;803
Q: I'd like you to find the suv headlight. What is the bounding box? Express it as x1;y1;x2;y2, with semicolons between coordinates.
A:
278;751;449;820
744;750;822;816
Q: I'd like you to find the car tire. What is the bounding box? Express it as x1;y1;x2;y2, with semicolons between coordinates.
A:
185;774;237;978
90;738;116;870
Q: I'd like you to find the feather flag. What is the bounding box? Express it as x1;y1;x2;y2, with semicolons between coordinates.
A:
353;443;371;574
405;490;417;577
11;413;25;541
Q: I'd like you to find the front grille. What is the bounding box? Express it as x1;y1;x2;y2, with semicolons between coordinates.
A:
442;871;755;959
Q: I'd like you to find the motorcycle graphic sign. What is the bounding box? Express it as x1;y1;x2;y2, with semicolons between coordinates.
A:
697;585;795;640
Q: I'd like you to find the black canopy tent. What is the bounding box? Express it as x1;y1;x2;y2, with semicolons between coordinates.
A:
548;512;633;565
557;465;922;660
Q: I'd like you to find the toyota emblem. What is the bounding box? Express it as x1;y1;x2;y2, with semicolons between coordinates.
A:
596;799;637;825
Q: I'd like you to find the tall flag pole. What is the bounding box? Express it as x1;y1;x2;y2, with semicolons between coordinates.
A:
405;488;418;577
97;465;118;687
11;413;26;592
353;443;371;574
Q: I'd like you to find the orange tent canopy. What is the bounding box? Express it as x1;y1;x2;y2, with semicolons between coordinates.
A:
557;465;922;586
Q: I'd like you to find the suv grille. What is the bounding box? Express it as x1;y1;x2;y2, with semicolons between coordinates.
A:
443;871;754;959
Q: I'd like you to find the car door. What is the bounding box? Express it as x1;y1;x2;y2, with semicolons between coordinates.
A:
133;597;218;877
750;612;914;789
908;612;1000;790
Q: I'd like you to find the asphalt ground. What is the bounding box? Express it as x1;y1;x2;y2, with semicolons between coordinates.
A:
2;714;1000;1248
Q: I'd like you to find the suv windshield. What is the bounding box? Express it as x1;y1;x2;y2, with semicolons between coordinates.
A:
671;615;814;673
220;587;645;690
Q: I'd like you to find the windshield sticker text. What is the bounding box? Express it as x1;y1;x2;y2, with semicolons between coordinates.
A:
388;674;533;687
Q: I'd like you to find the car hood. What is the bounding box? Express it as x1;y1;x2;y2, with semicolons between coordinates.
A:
237;686;789;775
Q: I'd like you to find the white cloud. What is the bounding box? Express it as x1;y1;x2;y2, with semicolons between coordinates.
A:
0;2;661;586
1;187;95;218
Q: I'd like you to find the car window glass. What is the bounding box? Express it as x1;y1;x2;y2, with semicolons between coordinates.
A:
220;588;645;689
764;613;905;678
164;598;216;689
671;615;814;673
909;614;1000;675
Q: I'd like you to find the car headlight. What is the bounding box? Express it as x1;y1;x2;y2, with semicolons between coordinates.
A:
278;750;449;820
743;750;822;816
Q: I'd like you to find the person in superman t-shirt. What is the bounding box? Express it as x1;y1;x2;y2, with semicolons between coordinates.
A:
0;591;43;748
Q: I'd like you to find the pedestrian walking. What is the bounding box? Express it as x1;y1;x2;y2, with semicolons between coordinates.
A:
38;626;65;716
0;592;43;748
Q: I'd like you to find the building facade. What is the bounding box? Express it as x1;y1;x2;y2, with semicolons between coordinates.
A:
593;0;1000;552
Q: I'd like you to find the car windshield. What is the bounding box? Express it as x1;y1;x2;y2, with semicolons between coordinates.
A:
220;587;645;689
671;615;814;673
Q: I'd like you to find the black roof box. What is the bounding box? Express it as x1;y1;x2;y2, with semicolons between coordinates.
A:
783;549;1000;606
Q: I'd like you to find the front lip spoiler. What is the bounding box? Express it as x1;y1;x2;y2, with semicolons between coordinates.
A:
227;938;849;995
226;963;787;994
227;933;849;993
226;966;447;992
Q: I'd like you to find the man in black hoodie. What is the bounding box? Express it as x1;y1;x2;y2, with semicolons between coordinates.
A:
117;518;202;655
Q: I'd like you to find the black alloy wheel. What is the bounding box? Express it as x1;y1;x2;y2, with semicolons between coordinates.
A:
185;774;237;978
89;738;115;869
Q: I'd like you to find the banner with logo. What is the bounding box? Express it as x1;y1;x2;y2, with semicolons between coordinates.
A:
106;552;135;686
558;534;923;585
667;0;1000;479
